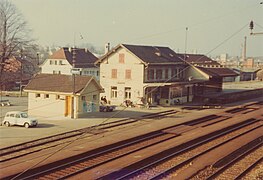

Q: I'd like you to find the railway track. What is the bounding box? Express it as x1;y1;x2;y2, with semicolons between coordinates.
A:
191;137;263;180
1;101;260;162
1;101;262;179
212;142;263;180
7;129;178;179
101;118;263;180
0;109;177;162
2;109;235;179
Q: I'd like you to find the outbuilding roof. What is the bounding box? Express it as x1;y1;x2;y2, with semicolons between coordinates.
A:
180;54;221;66
49;47;98;68
24;74;103;94
196;67;238;77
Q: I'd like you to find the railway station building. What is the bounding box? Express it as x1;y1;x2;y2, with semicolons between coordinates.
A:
95;44;237;106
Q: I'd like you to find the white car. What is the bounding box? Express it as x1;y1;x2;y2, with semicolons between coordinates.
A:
2;111;38;128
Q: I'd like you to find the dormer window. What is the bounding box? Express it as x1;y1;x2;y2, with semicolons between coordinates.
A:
155;52;161;56
119;53;125;63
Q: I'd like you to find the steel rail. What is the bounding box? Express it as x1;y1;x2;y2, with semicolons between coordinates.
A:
206;137;263;180
149;124;263;180
234;156;263;180
0;110;177;160
111;118;260;180
12;132;176;179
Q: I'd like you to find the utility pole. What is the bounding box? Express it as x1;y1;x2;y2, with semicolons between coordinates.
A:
184;27;188;60
19;49;24;97
36;52;40;66
243;36;247;62
72;46;76;119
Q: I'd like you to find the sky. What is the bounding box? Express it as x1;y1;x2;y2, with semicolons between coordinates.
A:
11;0;263;57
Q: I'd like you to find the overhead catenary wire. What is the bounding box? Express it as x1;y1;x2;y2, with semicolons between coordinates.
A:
3;24;249;122
10;23;249;179
125;3;258;43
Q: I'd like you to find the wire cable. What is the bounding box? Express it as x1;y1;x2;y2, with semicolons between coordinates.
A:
9;23;249;180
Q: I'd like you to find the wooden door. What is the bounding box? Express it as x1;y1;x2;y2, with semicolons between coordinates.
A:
64;96;71;116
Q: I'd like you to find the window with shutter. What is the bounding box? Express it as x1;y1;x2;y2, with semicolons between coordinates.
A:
112;69;117;78
125;69;131;79
119;53;125;63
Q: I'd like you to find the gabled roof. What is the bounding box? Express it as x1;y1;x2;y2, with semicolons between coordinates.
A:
96;44;185;65
123;44;185;64
49;47;98;68
196;67;238;77
24;74;103;94
180;54;221;66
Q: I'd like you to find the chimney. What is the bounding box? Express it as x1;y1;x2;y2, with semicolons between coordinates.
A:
105;42;110;54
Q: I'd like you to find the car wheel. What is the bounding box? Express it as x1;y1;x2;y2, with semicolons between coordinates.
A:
24;123;30;128
5;121;10;127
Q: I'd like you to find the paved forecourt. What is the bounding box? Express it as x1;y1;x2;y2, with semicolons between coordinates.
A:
0;95;262;149
0;97;179;148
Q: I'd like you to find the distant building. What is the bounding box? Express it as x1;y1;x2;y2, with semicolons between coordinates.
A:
233;68;260;81
24;74;104;119
243;58;254;69
41;47;99;80
1;56;34;91
219;53;228;66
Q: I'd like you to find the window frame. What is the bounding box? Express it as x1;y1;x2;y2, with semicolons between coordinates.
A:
125;69;131;79
147;69;154;80
124;87;131;99
111;86;118;98
119;53;125;64
156;69;163;80
111;69;117;79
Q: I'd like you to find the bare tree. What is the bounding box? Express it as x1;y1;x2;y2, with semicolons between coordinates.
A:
0;0;33;90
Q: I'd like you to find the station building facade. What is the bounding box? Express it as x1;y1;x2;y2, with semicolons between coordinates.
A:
95;44;214;106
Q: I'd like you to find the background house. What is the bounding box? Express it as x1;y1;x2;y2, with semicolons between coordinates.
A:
233;68;260;81
95;44;211;106
41;47;100;80
24;74;103;119
1;56;35;91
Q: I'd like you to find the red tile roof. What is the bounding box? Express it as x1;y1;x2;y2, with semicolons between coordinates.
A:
24;74;102;93
49;47;98;68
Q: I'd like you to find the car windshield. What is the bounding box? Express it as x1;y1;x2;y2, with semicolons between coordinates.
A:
21;113;28;118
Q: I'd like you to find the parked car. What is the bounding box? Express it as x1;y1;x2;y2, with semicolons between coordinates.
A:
2;111;38;128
